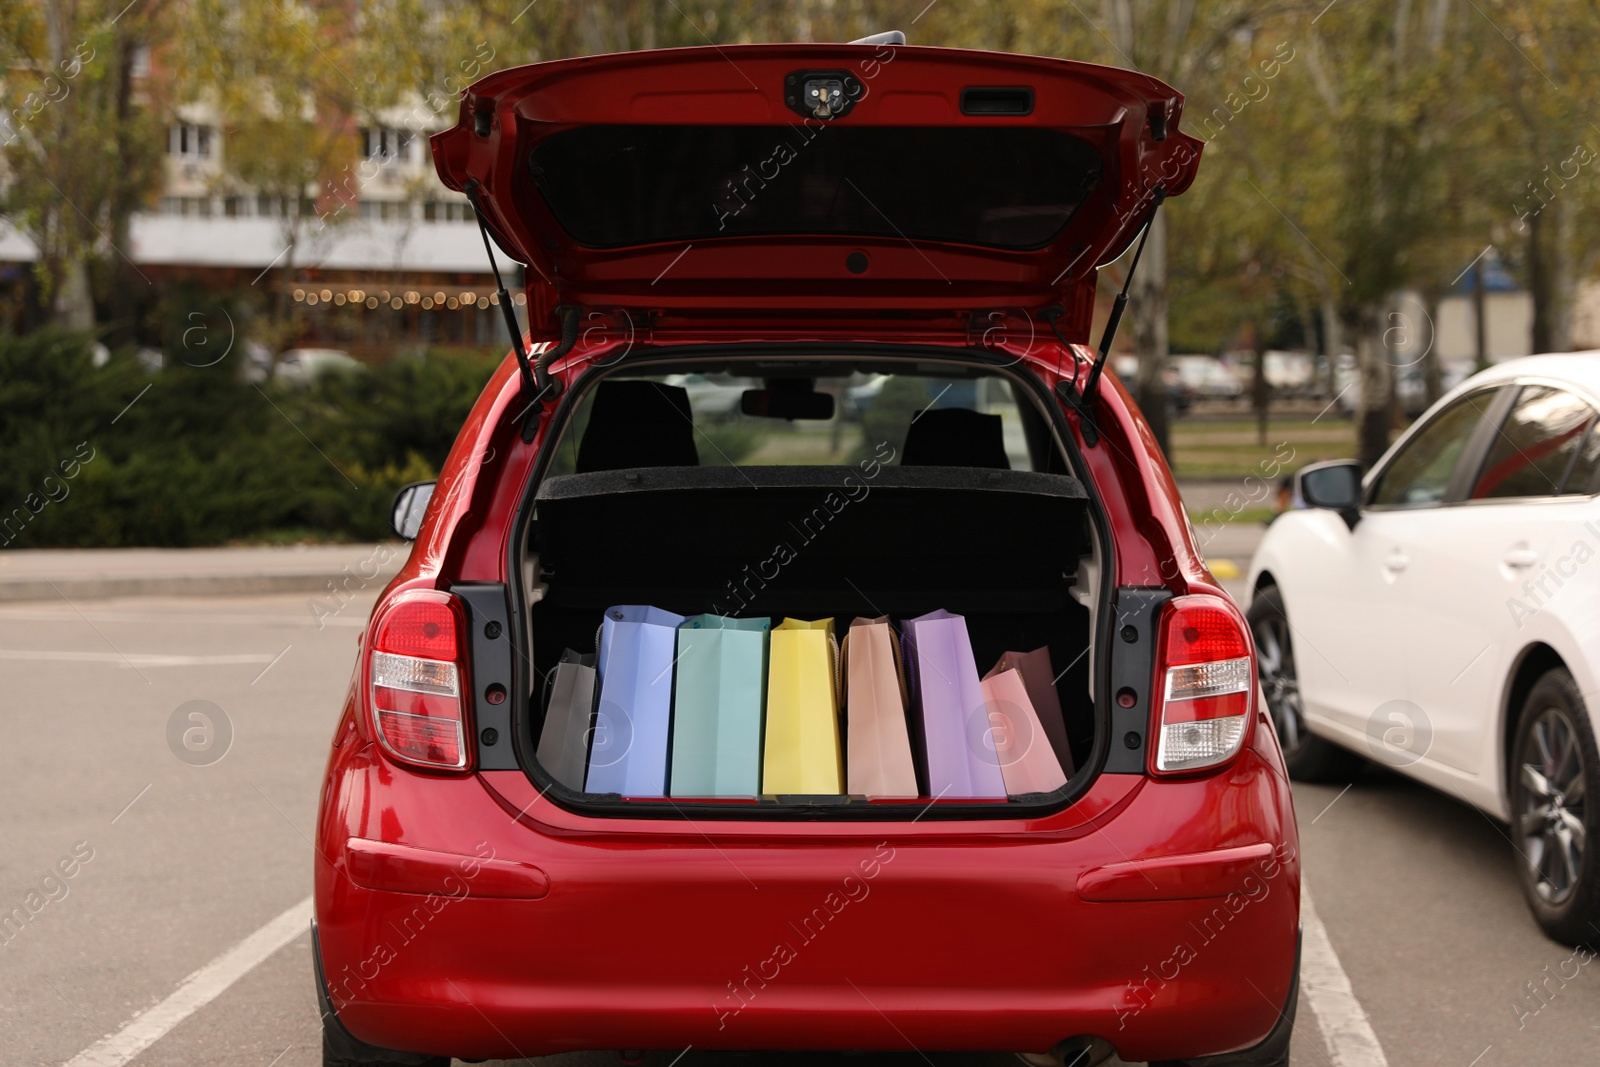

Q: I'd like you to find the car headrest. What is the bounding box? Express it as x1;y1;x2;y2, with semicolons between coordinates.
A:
900;407;1010;470
575;380;700;473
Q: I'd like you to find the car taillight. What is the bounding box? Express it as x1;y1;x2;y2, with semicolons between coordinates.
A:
1151;595;1253;775
367;590;471;772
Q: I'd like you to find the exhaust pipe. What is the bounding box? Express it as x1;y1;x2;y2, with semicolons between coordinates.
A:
1015;1035;1119;1067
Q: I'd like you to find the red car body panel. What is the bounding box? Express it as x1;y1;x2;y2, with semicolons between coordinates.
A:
317;42;1297;1065
317;733;1296;1062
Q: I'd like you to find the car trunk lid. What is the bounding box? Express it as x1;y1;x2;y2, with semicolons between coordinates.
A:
430;43;1201;342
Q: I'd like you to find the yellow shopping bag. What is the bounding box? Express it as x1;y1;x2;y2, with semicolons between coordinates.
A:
762;618;842;794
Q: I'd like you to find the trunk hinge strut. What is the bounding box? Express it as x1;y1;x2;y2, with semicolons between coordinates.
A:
464;181;576;441
1051;187;1166;448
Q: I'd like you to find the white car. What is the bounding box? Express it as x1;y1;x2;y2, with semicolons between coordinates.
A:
1247;353;1600;944
272;348;365;386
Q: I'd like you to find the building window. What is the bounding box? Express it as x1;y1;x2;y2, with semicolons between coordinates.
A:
362;126;413;164
223;196;243;217
423;200;473;223
169;122;213;160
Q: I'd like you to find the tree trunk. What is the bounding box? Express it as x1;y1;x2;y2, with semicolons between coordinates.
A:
1421;292;1443;406
1550;197;1575;352
1355;307;1392;469
1473;255;1490;369
105;34;141;347
1529;209;1552;354
1320;292;1342;396
1132;210;1172;461
1252;342;1269;447
54;259;96;332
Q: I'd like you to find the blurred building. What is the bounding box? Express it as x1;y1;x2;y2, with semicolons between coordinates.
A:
0;65;514;358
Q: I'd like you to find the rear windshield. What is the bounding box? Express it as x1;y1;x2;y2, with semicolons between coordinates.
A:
543;368;1061;477
527;125;1103;250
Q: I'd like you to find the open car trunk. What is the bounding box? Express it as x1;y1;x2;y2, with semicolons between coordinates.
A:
513;359;1106;819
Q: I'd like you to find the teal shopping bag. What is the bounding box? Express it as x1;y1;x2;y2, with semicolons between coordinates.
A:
670;614;771;797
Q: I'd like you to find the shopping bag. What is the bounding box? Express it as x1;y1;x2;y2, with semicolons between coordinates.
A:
987;647;1075;778
586;605;687;797
901;609;1007;800
670;614;771;797
535;649;597;791
980;667;1070;796
763;618;843;794
844;617;919;798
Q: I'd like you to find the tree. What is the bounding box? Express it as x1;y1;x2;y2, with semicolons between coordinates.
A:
1470;0;1600;354
0;0;167;331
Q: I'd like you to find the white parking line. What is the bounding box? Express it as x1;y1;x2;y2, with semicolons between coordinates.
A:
61;896;312;1067
1300;883;1389;1066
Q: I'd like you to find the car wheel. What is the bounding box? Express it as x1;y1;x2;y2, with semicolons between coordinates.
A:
1246;586;1365;783
1511;668;1600;946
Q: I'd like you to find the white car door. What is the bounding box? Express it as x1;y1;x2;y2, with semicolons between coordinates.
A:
1316;387;1515;768
1273;390;1505;751
1393;383;1600;811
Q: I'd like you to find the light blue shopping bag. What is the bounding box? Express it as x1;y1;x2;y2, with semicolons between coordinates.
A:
670;615;771;798
586;605;687;797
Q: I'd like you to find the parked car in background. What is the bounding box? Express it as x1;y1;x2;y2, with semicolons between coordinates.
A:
272;348;364;386
312;41;1299;1067
1335;358;1474;418
662;372;750;419
1261;351;1316;397
1173;354;1244;400
1248;353;1600;945
1112;354;1195;414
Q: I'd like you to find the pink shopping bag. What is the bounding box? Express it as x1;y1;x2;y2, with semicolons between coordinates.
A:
980;667;1069;796
843;617;919;799
986;647;1075;778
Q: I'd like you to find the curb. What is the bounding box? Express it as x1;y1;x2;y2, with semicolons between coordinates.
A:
0;570;400;605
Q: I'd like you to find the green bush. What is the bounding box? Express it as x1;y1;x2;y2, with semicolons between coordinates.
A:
0;330;501;548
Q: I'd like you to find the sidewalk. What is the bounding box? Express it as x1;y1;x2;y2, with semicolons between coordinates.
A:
0;543;406;603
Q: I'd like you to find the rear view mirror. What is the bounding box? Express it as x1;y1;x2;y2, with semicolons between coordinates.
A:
740;378;835;420
1295;461;1362;529
391;481;435;541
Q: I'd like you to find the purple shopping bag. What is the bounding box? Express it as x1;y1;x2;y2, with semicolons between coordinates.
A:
901;609;1007;800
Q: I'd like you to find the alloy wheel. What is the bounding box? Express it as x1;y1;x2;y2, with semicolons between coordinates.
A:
1253;611;1305;757
1518;706;1588;906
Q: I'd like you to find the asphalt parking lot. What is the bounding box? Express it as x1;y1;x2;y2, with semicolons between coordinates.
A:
4;583;1599;1067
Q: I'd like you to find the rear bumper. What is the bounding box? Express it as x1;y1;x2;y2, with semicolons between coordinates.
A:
314;732;1299;1063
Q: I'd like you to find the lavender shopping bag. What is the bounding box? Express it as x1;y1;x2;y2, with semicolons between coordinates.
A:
586;605;687;797
901;609;1007;800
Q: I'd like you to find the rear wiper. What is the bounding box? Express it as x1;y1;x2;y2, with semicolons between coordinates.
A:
1052;187;1166;447
464;181;575;441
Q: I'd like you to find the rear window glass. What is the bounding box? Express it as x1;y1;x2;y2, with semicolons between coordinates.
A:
544;369;1048;477
526;125;1103;250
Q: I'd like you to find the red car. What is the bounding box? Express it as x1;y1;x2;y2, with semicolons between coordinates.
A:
314;38;1300;1067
